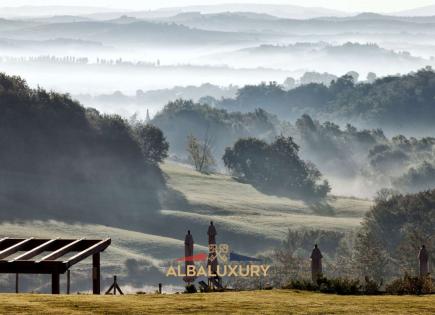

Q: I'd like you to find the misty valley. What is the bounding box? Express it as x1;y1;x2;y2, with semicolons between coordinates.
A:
0;3;434;305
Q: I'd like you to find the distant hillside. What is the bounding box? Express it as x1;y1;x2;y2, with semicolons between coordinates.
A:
216;67;435;133
84;4;347;20
75;83;238;108
316;12;435;23
0;20;259;45
31;15;94;24
394;5;435;17
209;42;429;78
157;12;435;34
0;18;38;32
0;37;103;49
157;12;282;33
241;42;420;60
0;5;117;18
151;4;348;19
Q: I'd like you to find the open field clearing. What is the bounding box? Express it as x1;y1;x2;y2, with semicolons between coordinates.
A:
1;162;372;261
0;290;433;315
161;162;372;236
0;162;373;292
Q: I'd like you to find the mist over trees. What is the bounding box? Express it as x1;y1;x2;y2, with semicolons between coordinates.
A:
75;83;238;110
270;189;434;285
354;189;435;280
0;73;168;227
149;94;435;196
289;114;435;195
1;4;435;294
393;162;435;193
151;99;278;161
293;114;386;178
215;67;435;133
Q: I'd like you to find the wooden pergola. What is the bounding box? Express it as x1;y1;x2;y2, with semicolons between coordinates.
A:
0;237;111;294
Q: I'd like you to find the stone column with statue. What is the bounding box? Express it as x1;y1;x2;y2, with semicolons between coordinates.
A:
419;245;429;278
311;244;323;283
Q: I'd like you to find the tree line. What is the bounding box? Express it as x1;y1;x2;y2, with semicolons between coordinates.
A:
0;73;168;227
213;67;435;132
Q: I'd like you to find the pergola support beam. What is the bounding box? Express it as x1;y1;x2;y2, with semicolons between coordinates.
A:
92;253;100;294
67;270;71;294
52;273;60;294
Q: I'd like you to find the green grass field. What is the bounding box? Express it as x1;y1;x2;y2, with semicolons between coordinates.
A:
161;162;372;236
1;162;372;265
0;290;433;314
0;162;373;293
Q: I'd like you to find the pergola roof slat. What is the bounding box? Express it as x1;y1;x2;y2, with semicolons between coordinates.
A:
38;238;84;262
0;238;34;260
10;238;59;262
0;237;111;278
65;238;111;267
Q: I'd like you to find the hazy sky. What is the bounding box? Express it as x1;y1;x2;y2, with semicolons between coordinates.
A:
1;0;434;13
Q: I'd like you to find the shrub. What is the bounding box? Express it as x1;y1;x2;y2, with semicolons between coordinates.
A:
283;277;362;295
283;279;318;291
362;276;382;295
317;276;361;295
385;274;433;295
184;284;198;294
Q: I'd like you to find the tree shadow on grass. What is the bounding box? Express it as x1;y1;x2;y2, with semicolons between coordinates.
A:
230;177;336;216
307;201;336;216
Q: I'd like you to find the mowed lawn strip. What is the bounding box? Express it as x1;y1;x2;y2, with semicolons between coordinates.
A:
0;290;433;315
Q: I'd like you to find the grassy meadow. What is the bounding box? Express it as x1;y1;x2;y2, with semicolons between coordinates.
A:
0;290;433;314
0;162;373;293
161;162;372;237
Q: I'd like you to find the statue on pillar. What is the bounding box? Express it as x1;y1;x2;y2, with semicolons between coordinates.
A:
418;245;429;278
311;244;323;282
208;221;217;244
184;230;195;283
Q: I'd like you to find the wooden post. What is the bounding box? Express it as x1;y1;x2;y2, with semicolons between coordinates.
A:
52;273;60;294
104;275;123;295
92;253;100;295
15;273;19;293
66;270;70;294
158;283;162;294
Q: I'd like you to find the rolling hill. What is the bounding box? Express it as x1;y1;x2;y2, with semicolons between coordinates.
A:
155;12;435;34
0;161;372;292
394;5;435;17
0;20;260;45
